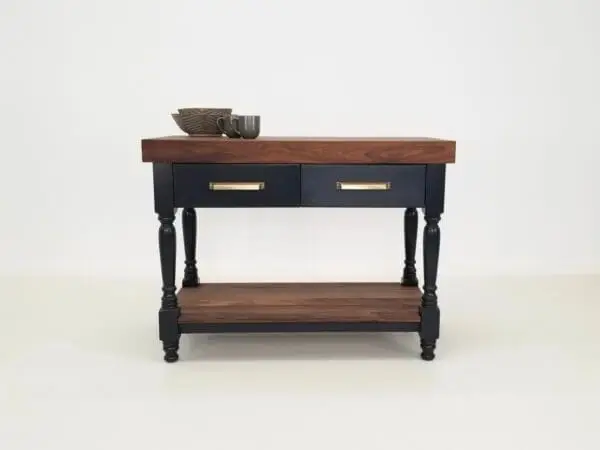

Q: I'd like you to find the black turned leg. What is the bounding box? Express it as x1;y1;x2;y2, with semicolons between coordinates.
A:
401;208;419;287
420;214;440;361
182;208;199;287
159;214;180;362
154;163;180;363
419;164;445;361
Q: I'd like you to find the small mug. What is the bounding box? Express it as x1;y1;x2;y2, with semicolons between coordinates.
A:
217;114;240;138
233;115;260;139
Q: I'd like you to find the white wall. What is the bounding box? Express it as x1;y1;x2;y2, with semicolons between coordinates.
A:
0;0;598;280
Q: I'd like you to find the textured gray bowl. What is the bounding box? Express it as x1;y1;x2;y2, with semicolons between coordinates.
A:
172;108;232;135
171;113;183;128
178;107;232;115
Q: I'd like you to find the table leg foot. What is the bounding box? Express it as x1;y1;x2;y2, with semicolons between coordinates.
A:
163;343;179;363
420;339;436;361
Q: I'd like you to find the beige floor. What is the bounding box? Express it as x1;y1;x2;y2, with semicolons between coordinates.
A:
1;275;599;449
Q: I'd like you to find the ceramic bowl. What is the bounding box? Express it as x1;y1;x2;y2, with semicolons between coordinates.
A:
172;108;232;135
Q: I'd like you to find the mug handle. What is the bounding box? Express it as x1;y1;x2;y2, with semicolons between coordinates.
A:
217;117;226;133
231;116;240;135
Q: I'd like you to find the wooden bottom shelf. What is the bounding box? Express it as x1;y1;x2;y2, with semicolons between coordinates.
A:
178;283;422;324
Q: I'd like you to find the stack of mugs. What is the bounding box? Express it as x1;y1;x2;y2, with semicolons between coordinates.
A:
171;108;260;139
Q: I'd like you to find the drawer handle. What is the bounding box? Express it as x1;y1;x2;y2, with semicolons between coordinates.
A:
209;182;265;191
336;182;391;191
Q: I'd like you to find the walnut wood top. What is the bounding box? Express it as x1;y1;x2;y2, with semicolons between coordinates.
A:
141;136;456;164
178;283;421;323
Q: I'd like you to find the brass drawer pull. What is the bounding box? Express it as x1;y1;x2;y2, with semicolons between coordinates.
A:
209;182;265;191
336;182;391;191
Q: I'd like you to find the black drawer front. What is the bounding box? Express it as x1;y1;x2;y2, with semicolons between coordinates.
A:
301;165;426;207
173;164;301;207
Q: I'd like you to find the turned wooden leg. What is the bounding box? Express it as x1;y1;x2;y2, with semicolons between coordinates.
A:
401;208;419;287
420;214;440;361
419;164;445;361
159;213;180;362
182;208;199;287
154;163;180;363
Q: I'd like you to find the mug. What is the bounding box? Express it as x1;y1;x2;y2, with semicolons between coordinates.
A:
233;115;260;139
217;114;240;138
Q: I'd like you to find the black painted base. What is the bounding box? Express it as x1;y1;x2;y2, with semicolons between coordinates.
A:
166;325;436;361
420;339;436;361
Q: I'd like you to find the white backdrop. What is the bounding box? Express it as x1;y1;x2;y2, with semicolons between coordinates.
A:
0;0;598;280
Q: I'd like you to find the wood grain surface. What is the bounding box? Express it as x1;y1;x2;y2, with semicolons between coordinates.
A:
178;283;422;323
141;136;456;164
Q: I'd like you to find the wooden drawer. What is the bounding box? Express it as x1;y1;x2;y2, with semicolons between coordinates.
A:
173;164;301;207
301;165;426;207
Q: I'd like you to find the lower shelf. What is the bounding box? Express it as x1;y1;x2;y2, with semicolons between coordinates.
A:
177;283;422;331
